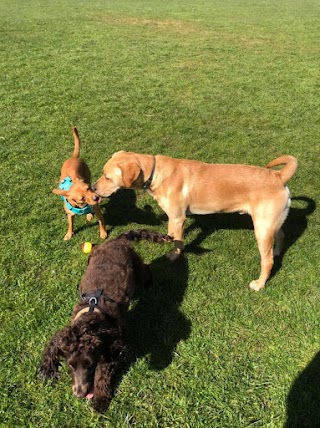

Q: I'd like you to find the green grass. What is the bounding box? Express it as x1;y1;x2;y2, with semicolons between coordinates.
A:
1;0;319;426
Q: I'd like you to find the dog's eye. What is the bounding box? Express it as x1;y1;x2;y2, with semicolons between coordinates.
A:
105;176;110;181
83;360;93;369
68;362;76;371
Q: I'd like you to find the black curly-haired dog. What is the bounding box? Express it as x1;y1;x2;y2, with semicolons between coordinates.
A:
38;230;171;412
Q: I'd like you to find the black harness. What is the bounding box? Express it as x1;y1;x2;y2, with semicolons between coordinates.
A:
80;289;116;313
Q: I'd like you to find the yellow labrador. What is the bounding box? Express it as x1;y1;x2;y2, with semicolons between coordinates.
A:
94;152;297;290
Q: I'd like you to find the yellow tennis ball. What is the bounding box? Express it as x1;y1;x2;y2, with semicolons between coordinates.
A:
81;242;92;254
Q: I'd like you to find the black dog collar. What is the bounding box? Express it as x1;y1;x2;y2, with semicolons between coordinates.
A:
142;157;156;190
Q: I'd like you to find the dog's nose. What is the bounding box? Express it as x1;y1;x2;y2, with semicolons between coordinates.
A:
73;384;87;398
92;185;97;192
93;194;99;202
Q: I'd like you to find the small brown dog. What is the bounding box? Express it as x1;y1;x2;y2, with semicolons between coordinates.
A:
53;128;107;240
93;152;298;291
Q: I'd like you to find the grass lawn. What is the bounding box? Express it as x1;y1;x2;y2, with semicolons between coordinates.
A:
1;0;319;426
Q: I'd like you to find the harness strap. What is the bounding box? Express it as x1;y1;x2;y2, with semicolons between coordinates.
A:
59;176;94;215
81;289;104;313
72;289;118;324
64;199;93;215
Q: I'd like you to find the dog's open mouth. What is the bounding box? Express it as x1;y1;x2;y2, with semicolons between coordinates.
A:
92;195;102;204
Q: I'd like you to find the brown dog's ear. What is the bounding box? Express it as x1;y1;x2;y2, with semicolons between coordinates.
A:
120;162;141;188
53;188;68;197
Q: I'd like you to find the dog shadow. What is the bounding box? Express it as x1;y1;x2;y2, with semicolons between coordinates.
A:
110;253;191;404
284;351;320;427
75;189;164;236
184;196;316;279
101;189;164;228
184;211;254;255
126;253;191;370
272;196;316;278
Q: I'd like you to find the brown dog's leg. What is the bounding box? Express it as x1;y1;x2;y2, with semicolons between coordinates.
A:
64;213;75;240
249;224;276;291
93;205;107;240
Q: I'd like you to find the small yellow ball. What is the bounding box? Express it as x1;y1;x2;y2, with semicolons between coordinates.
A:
81;242;92;254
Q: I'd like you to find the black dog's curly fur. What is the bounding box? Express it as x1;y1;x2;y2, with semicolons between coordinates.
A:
38;230;171;412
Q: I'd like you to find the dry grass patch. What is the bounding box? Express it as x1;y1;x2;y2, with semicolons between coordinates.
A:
99;14;201;34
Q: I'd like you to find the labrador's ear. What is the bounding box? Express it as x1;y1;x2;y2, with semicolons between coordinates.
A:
53;188;68;197
119;162;141;188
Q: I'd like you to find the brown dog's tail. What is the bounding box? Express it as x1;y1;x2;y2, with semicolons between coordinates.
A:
117;229;173;244
266;155;298;184
72;127;80;158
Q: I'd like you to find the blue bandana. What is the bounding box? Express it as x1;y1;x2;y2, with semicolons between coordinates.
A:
59;177;94;215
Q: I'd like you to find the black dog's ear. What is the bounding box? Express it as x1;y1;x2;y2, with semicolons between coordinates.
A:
38;326;74;381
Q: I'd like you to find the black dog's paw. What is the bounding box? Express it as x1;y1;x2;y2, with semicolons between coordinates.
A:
92;397;111;413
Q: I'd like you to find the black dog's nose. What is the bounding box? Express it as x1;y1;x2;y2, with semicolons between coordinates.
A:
73;384;87;398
